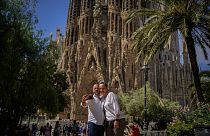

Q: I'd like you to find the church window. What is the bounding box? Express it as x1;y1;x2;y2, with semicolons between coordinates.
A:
87;0;91;9
159;54;162;62
119;17;122;35
75;27;78;42
103;49;107;67
126;0;129;10
130;22;133;36
132;63;134;75
131;0;134;9
84;0;87;9
119;0;122;9
77;1;81;16
175;70;178;86
112;13;115;31
70;28;74;44
115;14;118;33
92;0;95;10
81;18;84;35
129;79;131;88
126;24;129;37
85;17;89;34
80;40;83;47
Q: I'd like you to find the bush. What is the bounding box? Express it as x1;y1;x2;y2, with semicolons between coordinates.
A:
166;104;210;135
166;121;194;136
187;104;210;125
118;83;181;130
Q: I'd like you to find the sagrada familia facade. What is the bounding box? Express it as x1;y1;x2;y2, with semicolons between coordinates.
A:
57;0;193;120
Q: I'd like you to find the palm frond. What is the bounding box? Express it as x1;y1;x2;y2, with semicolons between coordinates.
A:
128;0;210;64
126;8;163;24
193;27;210;48
145;33;171;63
193;33;208;60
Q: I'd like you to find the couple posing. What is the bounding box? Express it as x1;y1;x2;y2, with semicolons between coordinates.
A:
81;82;126;136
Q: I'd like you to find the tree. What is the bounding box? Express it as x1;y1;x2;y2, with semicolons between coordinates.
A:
118;83;180;129
0;0;68;133
0;0;42;130
191;70;210;107
126;0;210;102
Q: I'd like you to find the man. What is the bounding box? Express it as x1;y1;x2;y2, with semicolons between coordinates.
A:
99;82;126;136
81;83;104;136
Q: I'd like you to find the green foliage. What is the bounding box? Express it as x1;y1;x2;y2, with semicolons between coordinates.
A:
166;121;194;136
191;70;210;106
166;104;210;135
187;104;210;125
0;0;41;122
200;71;210;103
119;83;180;130
0;0;69;132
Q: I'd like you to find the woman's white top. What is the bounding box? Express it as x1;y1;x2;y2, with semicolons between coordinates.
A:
104;92;125;121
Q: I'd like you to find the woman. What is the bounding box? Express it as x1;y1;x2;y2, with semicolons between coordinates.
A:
99;82;126;136
127;123;140;136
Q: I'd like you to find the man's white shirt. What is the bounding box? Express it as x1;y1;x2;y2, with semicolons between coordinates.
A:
103;92;125;121
83;94;104;125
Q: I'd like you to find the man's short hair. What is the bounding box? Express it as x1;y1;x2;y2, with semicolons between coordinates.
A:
99;81;108;88
92;81;99;86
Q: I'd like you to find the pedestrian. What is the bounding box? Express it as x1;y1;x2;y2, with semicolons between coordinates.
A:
99;82;126;136
53;121;60;136
39;126;44;136
71;120;78;136
44;123;51;136
81;83;105;136
127;123;140;136
82;122;87;136
67;123;72;136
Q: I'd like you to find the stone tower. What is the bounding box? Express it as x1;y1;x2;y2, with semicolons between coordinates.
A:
58;0;193;120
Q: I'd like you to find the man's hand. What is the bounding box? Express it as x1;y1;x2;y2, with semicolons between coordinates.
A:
82;95;87;102
81;95;87;107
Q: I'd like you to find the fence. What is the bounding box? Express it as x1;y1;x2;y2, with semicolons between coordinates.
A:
140;130;167;136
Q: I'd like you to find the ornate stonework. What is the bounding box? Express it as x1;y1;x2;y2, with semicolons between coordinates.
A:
58;0;193;120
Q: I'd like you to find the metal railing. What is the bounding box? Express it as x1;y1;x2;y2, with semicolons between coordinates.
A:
140;130;167;136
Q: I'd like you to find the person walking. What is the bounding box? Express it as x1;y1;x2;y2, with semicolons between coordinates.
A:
53;121;61;136
81;83;105;136
99;82;126;136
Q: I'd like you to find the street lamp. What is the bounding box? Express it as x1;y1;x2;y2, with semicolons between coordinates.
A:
141;64;149;130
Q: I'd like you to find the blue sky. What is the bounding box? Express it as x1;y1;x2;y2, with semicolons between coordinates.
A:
36;0;69;39
196;47;210;71
35;0;210;70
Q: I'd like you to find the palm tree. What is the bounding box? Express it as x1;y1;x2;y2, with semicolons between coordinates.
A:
126;0;210;102
190;70;210;107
